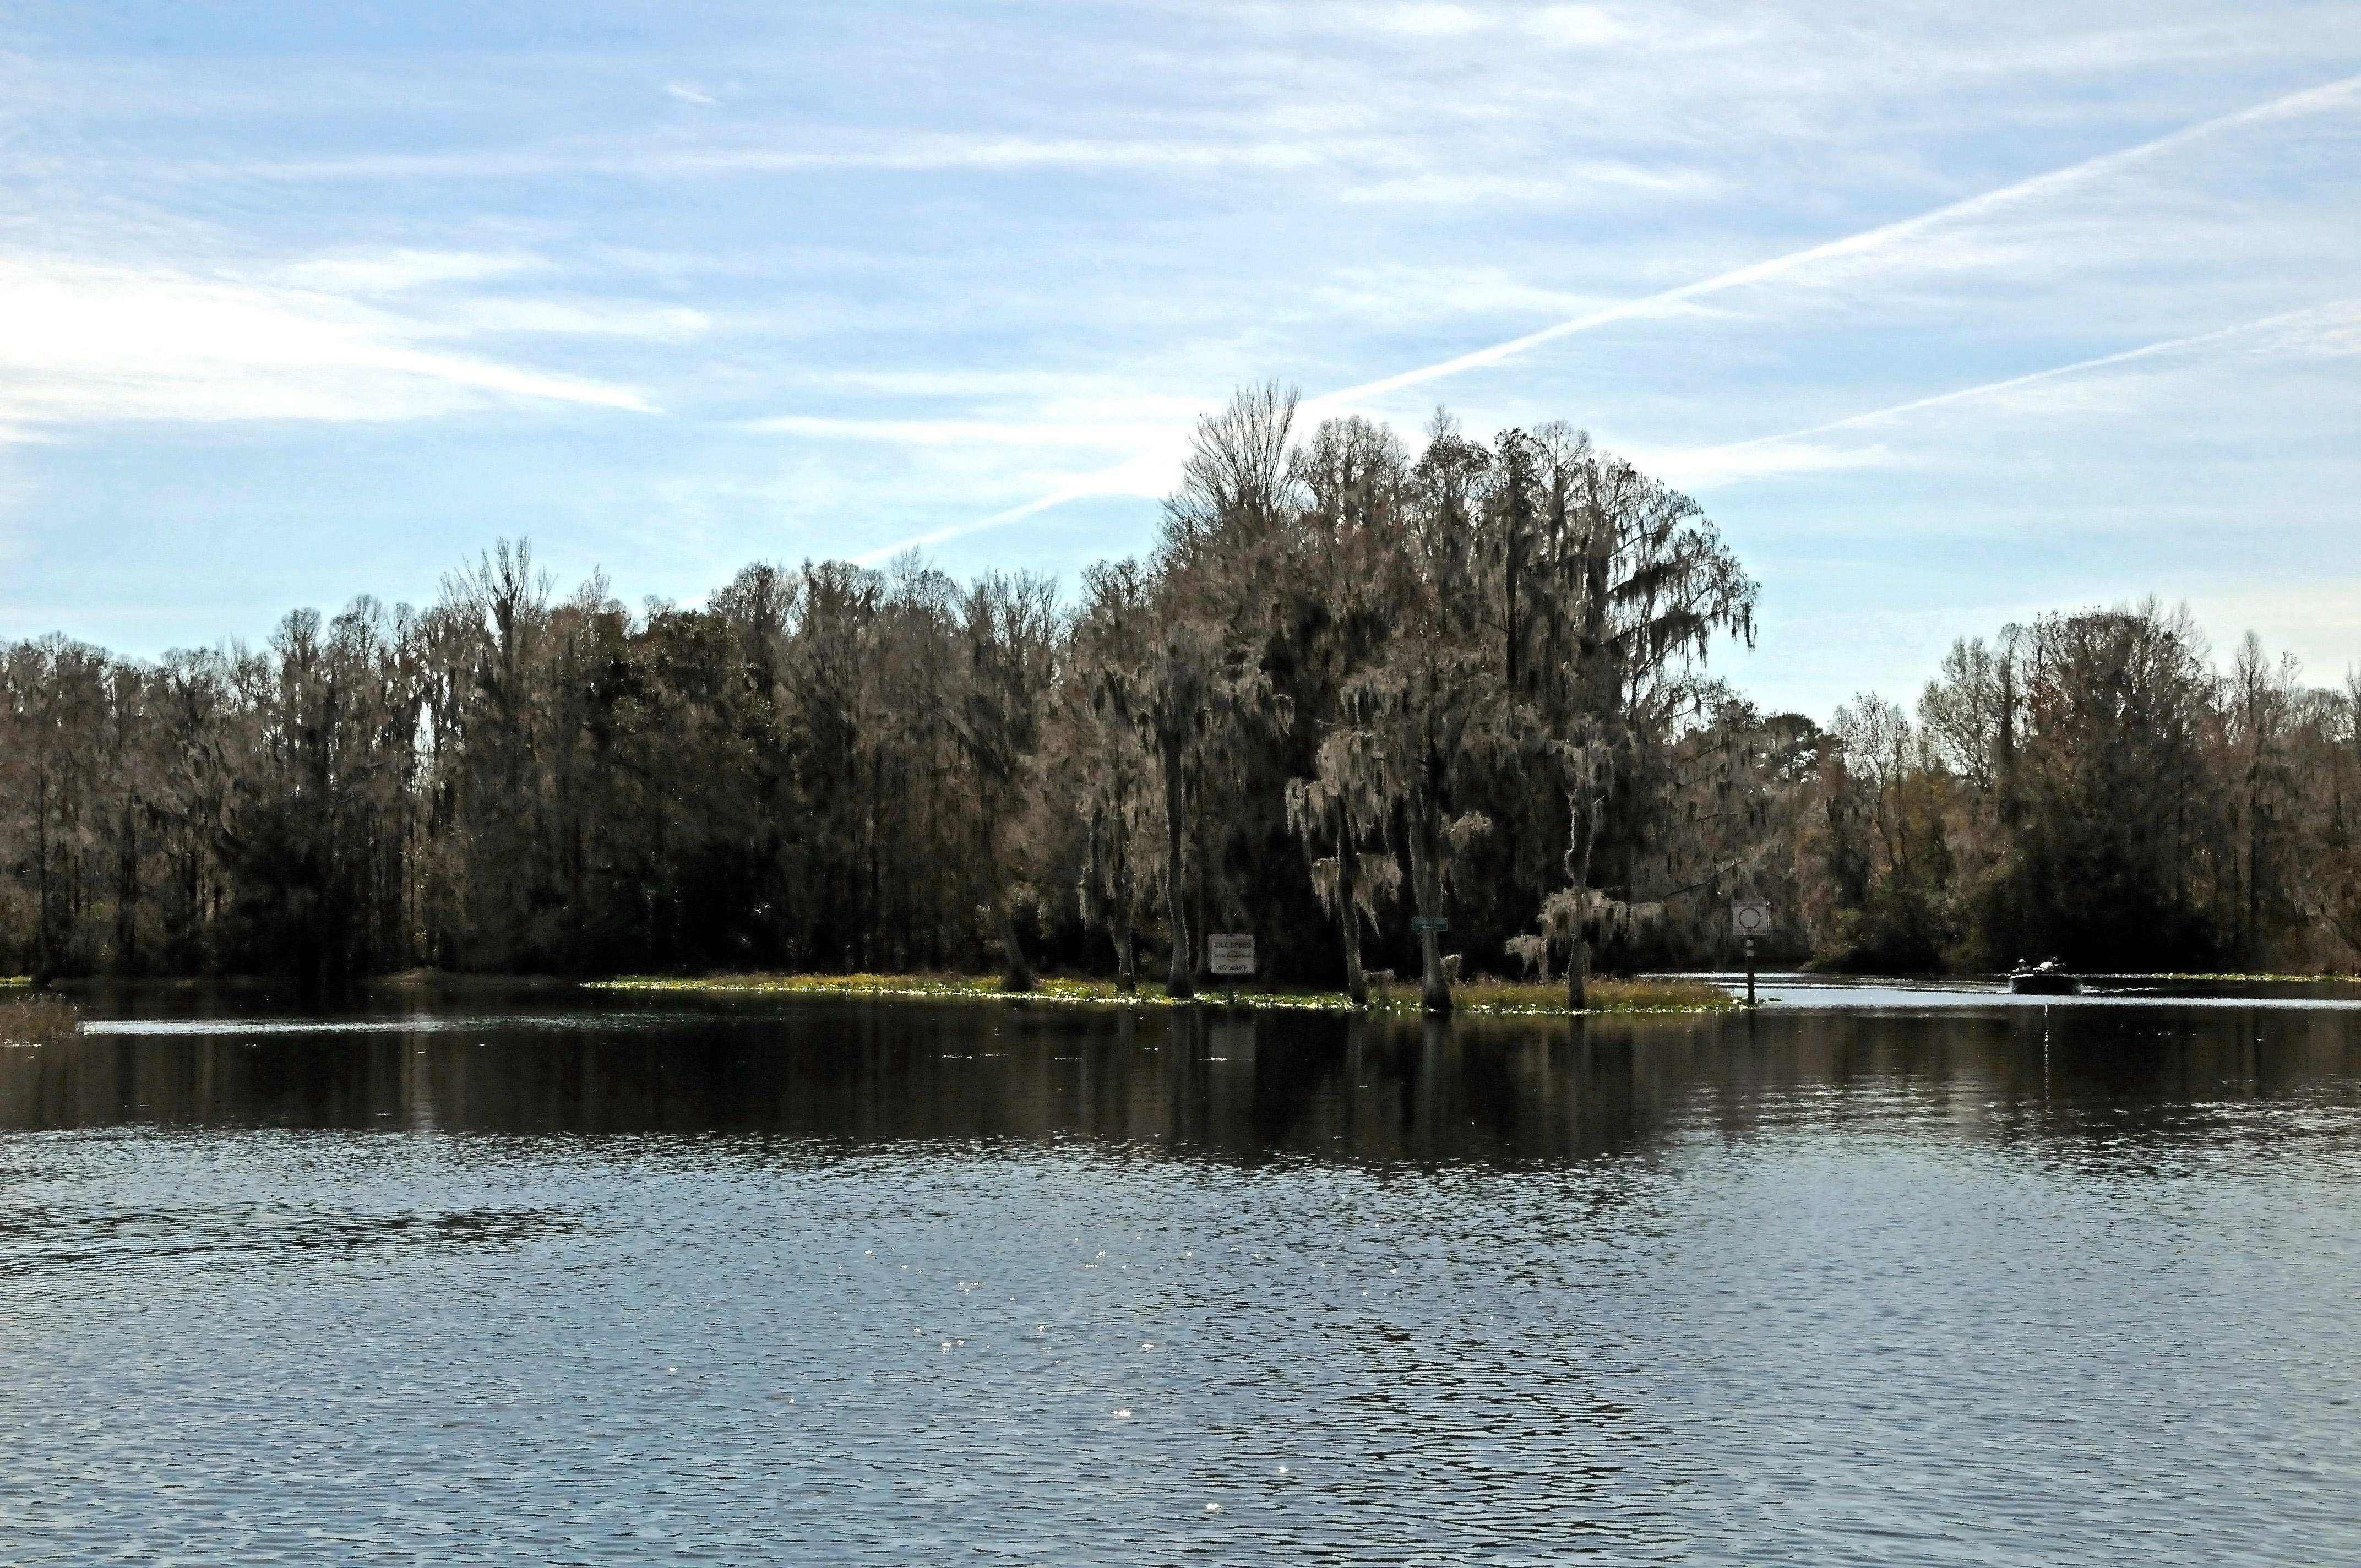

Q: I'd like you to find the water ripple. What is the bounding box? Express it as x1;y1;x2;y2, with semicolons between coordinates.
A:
0;999;2355;1563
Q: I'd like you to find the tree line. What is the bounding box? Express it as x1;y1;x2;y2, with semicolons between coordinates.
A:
1811;604;2361;974
4;388;2354;998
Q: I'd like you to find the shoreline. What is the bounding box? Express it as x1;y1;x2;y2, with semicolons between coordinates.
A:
580;971;1738;1017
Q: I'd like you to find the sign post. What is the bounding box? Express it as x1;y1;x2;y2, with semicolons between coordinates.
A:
1730;901;1771;1006
1208;934;1255;1009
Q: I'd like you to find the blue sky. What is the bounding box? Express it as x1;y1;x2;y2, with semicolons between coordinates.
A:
2;1;2357;719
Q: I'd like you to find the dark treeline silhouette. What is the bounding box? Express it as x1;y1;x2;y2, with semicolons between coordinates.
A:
1813;604;2361;974
4;389;2355;995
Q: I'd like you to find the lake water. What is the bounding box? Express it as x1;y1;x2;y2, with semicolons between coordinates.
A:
4;977;2358;1564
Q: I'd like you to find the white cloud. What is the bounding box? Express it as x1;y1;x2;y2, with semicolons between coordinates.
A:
749;413;1173;449
279;248;549;294
1370;3;1489;37
0;254;655;424
1529;6;1630;47
2264;302;2361;358
443;298;711;339
218;133;1343;184
1336;160;1721;205
1646;439;1894;490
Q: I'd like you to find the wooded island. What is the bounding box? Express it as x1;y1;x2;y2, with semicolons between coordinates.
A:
5;389;2354;1008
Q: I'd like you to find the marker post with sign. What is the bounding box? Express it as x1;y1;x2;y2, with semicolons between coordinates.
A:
1731;901;1771;1005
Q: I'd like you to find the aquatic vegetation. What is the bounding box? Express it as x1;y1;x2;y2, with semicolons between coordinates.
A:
585;971;1734;1016
0;992;81;1047
2122;971;2361;983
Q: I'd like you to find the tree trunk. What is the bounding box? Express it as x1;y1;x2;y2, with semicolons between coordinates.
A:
979;787;1034;992
1161;730;1193;999
1565;778;1598;1012
993;895;1035;991
33;768;51;982
1192;793;1208;992
1112;910;1136;994
2248;747;2264;963
116;794;139;974
1112;851;1138;995
1089;803;1138;994
1404;791;1451;1014
1335;801;1367;1006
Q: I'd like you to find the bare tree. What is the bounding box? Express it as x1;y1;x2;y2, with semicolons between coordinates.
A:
1072;560;1156;992
949;573;1059;990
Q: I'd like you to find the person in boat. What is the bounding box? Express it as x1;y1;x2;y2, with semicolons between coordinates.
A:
2009;957;2077;993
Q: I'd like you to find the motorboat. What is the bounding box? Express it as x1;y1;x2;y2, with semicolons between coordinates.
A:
2008;960;2079;995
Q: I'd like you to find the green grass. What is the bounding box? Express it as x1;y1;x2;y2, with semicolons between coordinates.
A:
586;970;1736;1017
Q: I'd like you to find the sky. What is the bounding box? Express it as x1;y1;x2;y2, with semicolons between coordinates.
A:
2;1;2357;720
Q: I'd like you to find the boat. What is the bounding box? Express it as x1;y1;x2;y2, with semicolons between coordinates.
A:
2008;960;2079;995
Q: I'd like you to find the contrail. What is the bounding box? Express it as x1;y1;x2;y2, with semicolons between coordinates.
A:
1669;298;2360;472
848;69;2361;565
852;487;1086;565
850;443;1185;565
1301;72;2360;413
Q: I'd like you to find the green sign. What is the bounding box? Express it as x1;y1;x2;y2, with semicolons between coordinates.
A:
1411;916;1449;934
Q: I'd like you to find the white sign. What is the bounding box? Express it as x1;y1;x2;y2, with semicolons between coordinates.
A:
1731;901;1772;938
1207;934;1256;977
